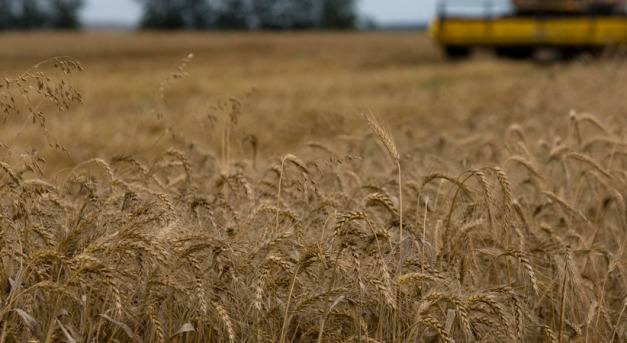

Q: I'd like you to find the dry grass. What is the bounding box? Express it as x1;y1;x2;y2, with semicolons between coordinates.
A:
0;31;625;342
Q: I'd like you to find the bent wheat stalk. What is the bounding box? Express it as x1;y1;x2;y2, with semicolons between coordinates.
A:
360;112;403;240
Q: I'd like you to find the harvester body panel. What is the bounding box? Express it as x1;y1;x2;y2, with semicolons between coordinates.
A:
430;17;627;47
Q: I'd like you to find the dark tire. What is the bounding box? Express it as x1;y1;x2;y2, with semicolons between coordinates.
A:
495;47;534;60
444;46;471;59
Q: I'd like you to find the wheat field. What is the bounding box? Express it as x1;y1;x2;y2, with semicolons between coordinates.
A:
0;32;625;342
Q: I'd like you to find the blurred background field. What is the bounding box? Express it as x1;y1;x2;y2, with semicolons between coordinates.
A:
1;31;626;175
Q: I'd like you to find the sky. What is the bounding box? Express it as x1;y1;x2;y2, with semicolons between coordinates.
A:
80;0;438;26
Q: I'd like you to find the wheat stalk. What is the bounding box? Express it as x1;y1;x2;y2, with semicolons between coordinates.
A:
359;112;403;241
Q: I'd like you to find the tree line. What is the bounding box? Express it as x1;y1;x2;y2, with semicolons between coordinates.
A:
137;0;357;30
0;0;83;29
0;0;358;30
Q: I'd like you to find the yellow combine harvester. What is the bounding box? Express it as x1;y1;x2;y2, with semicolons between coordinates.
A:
429;0;627;58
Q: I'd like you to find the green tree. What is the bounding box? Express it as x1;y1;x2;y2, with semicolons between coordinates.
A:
321;0;356;29
135;0;357;30
249;0;280;29
213;0;251;29
0;0;15;29
0;0;84;30
49;0;83;29
19;0;45;29
289;0;320;29
136;0;212;29
251;0;320;30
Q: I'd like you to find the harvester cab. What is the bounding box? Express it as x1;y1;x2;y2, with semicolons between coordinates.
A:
513;0;626;15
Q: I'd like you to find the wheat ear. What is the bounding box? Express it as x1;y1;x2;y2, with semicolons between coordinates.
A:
360;112;403;240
